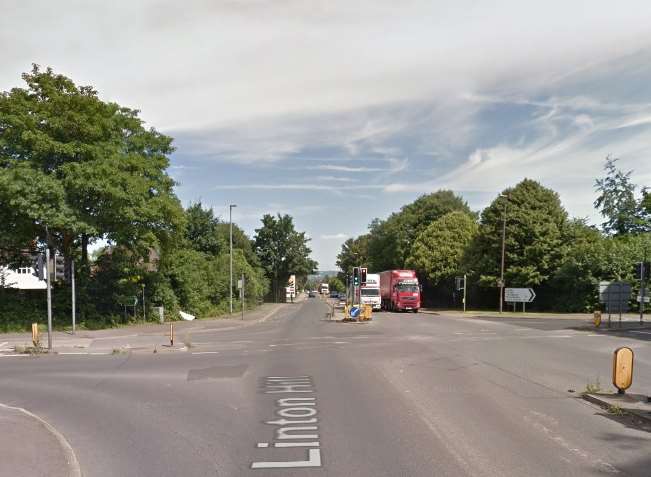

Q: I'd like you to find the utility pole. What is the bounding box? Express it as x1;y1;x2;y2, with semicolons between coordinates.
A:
229;204;237;314
241;273;245;321
640;250;647;324
142;283;146;322
71;259;76;334
499;194;508;314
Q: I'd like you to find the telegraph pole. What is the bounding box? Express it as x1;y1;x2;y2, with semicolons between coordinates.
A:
499;195;508;314
229;204;237;314
640;250;647;324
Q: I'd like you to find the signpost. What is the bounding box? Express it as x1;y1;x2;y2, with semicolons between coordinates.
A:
599;281;632;328
455;275;467;312
504;288;535;312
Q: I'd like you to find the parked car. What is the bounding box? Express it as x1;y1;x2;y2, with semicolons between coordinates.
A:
308;291;316;298
329;291;339;298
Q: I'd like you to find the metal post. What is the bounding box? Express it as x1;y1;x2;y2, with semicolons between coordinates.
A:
241;273;245;321
229;204;237;314
640;257;646;324
499;197;508;313
45;246;52;350
462;274;467;313
142;284;146;322
618;282;623;327
71;259;76;334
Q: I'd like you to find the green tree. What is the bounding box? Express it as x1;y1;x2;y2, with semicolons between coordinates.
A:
185;202;226;256
327;275;345;293
406;211;478;286
467;179;568;288
336;234;369;277
0;65;184;272
254;214;317;302
594;156;645;235
367;190;472;270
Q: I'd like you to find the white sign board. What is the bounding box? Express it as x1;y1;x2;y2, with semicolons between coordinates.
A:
504;288;536;303
637;296;650;303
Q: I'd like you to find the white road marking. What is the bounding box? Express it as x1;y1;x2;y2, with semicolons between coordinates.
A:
252;377;322;469
629;330;651;335
333;341;348;344
0;342;8;349
59;352;86;355
0;354;29;357
192;351;220;355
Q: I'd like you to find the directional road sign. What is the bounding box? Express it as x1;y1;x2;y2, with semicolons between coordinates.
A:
504;288;536;303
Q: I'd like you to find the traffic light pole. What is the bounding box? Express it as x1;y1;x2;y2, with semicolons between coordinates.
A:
71;259;76;334
45;246;53;350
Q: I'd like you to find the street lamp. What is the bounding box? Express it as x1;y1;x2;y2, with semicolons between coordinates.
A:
499;194;509;314
229;204;237;314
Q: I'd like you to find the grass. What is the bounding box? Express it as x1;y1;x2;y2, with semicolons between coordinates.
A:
582;377;602;395
607;404;626;416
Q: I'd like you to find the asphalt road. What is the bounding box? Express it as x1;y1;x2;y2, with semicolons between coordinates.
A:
1;298;650;476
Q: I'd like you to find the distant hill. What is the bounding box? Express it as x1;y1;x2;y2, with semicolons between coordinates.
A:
309;270;339;280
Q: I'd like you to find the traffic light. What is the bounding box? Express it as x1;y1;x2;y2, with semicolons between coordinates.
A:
33;254;46;280
353;267;360;287
360;267;367;285
54;254;65;282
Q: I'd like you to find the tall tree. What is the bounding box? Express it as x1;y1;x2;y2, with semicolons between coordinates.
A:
0;65;184;273
366;190;472;270
466;179;568;287
336;234;370;277
184;202;226;256
406;211;478;286
254;214;317;302
594;156;645;235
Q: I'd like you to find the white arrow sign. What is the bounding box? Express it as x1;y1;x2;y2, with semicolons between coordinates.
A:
505;288;536;303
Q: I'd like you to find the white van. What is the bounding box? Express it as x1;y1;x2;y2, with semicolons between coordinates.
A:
360;273;381;310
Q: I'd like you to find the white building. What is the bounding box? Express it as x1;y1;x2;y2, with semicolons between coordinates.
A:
0;265;46;290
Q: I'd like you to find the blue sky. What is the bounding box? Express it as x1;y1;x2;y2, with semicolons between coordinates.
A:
2;1;651;269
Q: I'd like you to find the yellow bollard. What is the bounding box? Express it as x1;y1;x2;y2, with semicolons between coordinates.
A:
593;310;602;328
613;347;634;394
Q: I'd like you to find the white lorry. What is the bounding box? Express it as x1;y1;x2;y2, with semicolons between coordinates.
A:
360;273;381;310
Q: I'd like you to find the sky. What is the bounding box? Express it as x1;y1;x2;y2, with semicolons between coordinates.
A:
2;1;651;270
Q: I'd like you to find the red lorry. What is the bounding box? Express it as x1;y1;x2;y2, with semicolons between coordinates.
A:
379;270;421;312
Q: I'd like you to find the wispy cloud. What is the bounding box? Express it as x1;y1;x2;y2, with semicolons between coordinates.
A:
315;176;358;182
311;164;387;172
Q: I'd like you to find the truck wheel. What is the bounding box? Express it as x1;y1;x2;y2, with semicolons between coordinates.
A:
413;309;419;314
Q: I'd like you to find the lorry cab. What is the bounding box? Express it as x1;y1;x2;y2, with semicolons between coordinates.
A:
392;280;420;312
380;270;421;312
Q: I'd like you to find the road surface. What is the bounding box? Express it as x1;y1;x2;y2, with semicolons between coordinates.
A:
2;298;650;476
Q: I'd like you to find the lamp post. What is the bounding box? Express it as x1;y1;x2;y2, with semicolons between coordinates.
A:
229;204;237;314
499;194;509;314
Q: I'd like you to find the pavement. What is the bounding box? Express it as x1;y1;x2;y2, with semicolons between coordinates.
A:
1;296;650;476
0;302;292;356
